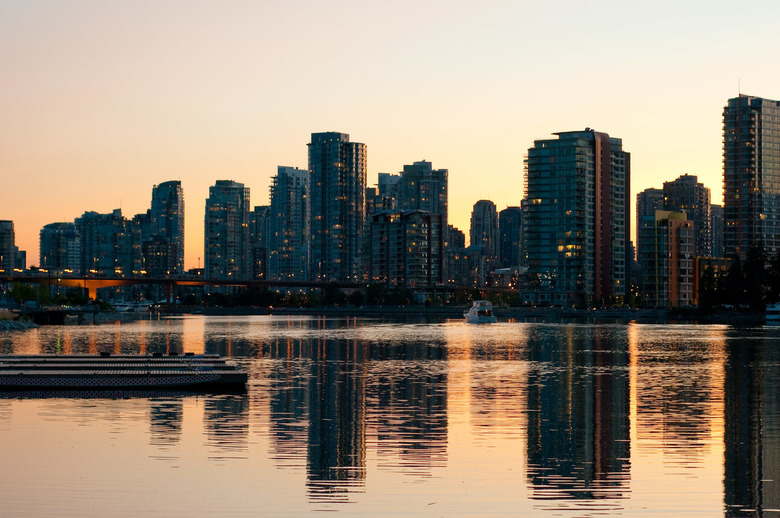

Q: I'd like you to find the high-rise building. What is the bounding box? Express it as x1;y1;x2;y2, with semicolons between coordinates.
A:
249;205;269;279
498;206;523;268
150;180;185;274
0;221;15;273
638;211;694;307
525;129;631;306
366;210;444;288
636;188;664;260
75;210;140;276
397;161;448;229
267;167;309;282
723;94;780;258
204;180;250;279
40;222;81;273
663;174;711;258
469;200;498;256
711;203;725;258
308;132;366;282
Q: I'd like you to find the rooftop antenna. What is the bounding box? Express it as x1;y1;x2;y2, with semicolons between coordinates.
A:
738;78;741;96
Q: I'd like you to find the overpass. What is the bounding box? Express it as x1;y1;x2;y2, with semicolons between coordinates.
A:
0;274;366;300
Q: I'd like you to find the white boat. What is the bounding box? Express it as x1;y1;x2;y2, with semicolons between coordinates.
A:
464;300;497;323
767;302;780;325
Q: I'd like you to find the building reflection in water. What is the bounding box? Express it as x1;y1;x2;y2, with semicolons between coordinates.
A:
149;398;183;446
262;317;449;504
724;329;780;517
526;325;630;504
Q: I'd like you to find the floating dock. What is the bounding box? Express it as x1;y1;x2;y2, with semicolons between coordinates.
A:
0;354;248;391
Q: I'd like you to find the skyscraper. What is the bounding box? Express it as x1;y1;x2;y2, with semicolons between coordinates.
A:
663;174;711;258
267;166;309;282
249;205;269;279
636;188;664;260
40;222;81;273
525;129;630;306
75;210;140;276
308;132;366;282
150;180;185;274
397;161;448;230
723;94;780;258
0;221;15;273
204;180;250;279
498;206;523;268
470;200;498;257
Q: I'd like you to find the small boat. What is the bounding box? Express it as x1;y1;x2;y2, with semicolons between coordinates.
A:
767;302;780;325
464;300;497;324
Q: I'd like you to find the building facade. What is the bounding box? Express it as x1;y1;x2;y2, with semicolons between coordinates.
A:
39;222;81;273
498;206;523;268
663;174;711;258
638;211;694;307
75;210;141;276
204;180;251;279
0;221;15;273
711;203;725;258
150;180;185;275
525;129;631;306
723;95;780;258
636;188;664;260
267;167;309;282
366;210;444;288
308;132;366;282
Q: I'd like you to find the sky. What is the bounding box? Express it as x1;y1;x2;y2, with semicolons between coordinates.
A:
2;0;780;269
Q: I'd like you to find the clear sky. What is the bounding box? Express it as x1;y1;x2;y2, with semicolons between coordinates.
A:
2;0;779;269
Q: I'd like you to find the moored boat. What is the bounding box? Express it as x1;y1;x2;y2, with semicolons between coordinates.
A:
464;300;497;324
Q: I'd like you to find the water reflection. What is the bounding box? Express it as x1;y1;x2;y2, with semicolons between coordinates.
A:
526;325;630;508
724;330;780;517
5;317;780;514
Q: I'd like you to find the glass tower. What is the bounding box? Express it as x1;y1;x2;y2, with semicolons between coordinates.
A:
723;95;780;258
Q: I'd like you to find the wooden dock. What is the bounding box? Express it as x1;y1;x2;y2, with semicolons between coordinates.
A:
0;354;248;391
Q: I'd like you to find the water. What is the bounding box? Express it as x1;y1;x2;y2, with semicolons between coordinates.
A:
0;316;779;517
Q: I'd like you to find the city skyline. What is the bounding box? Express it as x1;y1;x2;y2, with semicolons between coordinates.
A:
3;1;780;268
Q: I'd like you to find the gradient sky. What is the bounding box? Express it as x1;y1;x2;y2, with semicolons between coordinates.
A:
3;0;779;269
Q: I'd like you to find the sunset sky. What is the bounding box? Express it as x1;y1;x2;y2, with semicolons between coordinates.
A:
3;0;779;269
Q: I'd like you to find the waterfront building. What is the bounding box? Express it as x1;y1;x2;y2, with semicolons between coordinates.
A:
308;132;366;282
525;129;631;306
267;167;309;282
498;206;523;268
636;188;664;260
39;222;81;273
204;180;251;280
638;211;694;307
75;209;141;276
663;174;711;258
711;203;725;258
723;94;780;258
366;210;444;288
249;205;269;279
150;180;185;274
0;220;15;273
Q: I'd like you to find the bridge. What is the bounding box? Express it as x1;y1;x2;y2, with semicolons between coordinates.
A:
0;274;367;300
0;274;516;300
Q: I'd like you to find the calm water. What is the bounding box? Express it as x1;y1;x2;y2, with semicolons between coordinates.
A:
1;315;779;517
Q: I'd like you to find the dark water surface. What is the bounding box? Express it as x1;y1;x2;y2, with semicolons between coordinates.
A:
1;316;779;516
